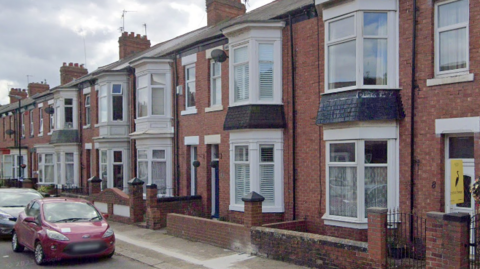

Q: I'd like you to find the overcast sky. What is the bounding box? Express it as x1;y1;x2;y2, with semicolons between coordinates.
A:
0;0;274;105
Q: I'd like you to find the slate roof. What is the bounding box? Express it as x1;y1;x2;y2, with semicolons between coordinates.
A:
50;130;80;144
316;90;406;125
223;105;286;131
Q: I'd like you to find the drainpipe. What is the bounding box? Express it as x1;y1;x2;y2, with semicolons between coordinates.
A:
289;14;297;220
410;0;417;215
173;53;180;197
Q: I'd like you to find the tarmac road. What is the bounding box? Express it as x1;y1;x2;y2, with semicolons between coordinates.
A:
0;236;152;269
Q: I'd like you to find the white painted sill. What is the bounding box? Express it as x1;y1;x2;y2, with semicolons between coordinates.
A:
181;108;198;116
322;214;368;229
83;125;91;129
427;73;474;87
205;105;223;113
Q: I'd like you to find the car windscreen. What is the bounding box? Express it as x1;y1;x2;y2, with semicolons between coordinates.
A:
43;202;102;223
0;192;43;207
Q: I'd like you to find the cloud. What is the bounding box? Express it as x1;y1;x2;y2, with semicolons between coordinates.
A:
0;0;273;105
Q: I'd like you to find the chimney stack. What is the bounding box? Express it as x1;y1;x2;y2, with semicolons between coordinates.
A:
9;88;28;104
206;0;246;26
118;32;151;60
27;82;50;97
60;62;88;85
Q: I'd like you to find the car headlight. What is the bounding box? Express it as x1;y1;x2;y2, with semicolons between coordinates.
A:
46;229;70;241
0;212;13;221
102;227;114;238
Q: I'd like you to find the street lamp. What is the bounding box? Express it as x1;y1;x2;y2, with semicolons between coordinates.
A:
9;94;23;180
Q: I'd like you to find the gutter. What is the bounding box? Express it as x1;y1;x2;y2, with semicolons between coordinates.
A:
410;0;417;215
289;14;297;220
173;53;180;196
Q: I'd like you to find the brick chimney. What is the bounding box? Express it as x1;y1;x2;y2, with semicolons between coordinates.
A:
9;88;28;104
60;62;88;85
206;0;246;26
27;82;50;97
118;32;151;60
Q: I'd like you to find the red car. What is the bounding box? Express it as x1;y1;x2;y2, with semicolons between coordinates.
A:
11;197;115;265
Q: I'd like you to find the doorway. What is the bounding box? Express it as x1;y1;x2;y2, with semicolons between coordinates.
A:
211;145;219;218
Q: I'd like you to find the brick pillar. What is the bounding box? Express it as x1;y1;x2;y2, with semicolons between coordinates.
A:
426;212;470;269
367;208;387;269
22;179;34;189
128;177;145;223
242;192;264;228
146;184;161;229
88;176;102;195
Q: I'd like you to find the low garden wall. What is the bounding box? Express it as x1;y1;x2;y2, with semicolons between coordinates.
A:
167;213;251;252
262;220;307;232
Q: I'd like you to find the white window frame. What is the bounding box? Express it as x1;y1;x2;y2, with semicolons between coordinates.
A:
233;145;250;204
185;64;196;111
64;98;73;129
38;153;54;184
259;144;275;206
324;11;397;92
190;146;197;196
29;109;34;136
232;45;250;105
85;94;91;127
38;107;43;135
210;61;222;108
99;84;107;123
434;0;469;77
323;139;396;228
136;148;172;197
48;105;54;133
64;152;75;185
111;84;123;121
112;150;124;189
229;130;284;213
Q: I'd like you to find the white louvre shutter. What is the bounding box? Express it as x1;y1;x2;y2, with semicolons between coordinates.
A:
234;47;249;102
260;146;275;206
259;44;274;100
234;146;250;204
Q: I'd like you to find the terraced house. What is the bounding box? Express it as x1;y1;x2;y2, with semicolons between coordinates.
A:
1;0;480;267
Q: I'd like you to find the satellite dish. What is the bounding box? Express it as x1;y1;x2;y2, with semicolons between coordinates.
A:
211;49;228;63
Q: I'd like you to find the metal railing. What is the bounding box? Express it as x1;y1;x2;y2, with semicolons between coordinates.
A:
386;209;426;269
60;184;89;196
470;213;480;268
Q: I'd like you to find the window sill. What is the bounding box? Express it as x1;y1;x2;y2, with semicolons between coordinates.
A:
322;214;368;229
181;109;198;116
205;105;223;113
229;204;284;213
427;73;474;87
83;125;91;129
38;133;43;137
47;132;53;136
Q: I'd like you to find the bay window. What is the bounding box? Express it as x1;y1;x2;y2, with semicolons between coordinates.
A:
65;98;73;128
99;85;107;123
326;11;396;91
223;21;284;106
233;47;249;103
229;130;284;212
49;105;54;132
65;153;74;185
435;0;469;76
21;112;25;138
100;150;107;190
137;149;170;196
325;139;395;226
112;84;123;121
234;146;250;203
137;74;166;117
113;151;123;189
37;153;54;183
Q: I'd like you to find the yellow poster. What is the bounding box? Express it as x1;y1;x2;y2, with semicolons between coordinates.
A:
450;160;464;204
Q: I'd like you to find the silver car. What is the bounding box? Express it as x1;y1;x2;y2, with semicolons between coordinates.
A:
0;188;43;236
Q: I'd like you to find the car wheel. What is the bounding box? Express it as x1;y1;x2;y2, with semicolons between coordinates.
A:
11;232;24;252
34;242;46;265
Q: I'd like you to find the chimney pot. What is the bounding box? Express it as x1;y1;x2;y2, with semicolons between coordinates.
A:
69;62;73;66
63;62;66;66
74;63;79;67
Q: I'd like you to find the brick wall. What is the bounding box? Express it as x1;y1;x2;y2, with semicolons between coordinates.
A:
262;220;307;232
147;196;204;229
167;213;251;252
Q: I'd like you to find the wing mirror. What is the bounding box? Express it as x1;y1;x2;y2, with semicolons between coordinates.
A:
102;213;109;219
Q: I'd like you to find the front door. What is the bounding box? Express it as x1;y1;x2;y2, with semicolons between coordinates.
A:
446;135;474;216
211;145;220;218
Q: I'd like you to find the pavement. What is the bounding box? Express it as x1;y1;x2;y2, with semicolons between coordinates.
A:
110;221;309;269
